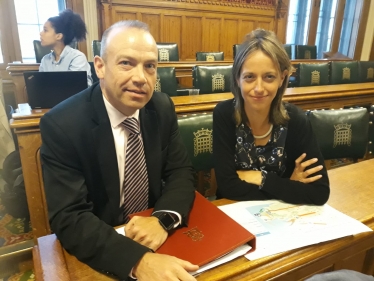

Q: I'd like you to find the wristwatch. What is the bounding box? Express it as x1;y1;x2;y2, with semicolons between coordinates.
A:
152;212;178;231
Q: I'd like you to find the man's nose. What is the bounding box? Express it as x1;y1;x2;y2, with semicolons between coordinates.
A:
132;65;147;84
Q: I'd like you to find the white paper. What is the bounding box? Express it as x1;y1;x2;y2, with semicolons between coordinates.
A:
218;201;372;261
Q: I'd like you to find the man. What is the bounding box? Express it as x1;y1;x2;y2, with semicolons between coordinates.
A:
40;20;198;280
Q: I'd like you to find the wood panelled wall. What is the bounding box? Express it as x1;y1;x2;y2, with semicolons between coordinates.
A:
98;0;286;60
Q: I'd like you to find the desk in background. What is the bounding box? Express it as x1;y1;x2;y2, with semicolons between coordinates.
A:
33;159;374;280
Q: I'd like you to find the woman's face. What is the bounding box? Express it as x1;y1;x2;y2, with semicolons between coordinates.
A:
237;50;286;116
40;21;60;47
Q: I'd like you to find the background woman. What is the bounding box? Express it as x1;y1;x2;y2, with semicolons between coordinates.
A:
213;29;329;205
39;9;92;86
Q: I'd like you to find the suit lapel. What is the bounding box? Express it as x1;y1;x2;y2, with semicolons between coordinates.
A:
140;105;161;206
90;86;120;221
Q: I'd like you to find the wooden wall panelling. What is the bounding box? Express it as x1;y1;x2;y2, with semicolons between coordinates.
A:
182;16;202;60
202;17;221;53
222;19;239;58
163;15;182;49
142;14;161;42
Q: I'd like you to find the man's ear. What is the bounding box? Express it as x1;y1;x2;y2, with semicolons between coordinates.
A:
94;56;105;79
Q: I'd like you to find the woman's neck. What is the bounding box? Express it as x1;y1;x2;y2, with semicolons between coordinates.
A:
245;108;271;132
52;42;66;62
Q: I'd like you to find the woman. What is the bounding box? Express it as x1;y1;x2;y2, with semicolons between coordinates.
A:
39;9;92;86
213;29;329;205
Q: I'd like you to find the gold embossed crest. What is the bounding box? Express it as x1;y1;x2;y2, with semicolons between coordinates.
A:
367;67;374;79
333;123;352;147
158;48;170;62
154;77;161;92
342;67;351;80
183;227;204;241
212;73;225;92
206;55;215;61
193;128;213;156
304;50;311;59
311;70;320;85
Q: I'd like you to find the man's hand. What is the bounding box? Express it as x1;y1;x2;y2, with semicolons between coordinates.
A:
290;153;323;183
133;252;199;281
125;216;167;251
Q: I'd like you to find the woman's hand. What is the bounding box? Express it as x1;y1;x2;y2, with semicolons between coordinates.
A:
237;170;262;186
290;153;323;183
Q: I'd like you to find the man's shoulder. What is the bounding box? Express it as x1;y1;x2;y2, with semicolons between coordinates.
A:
146;91;173;112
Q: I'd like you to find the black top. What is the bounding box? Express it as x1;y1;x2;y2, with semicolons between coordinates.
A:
213;99;330;205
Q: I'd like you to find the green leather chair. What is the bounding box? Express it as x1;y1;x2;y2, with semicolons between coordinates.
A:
177;113;216;197
155;67;178;96
33;40;77;63
233;44;241;59
294;45;317;59
329;61;359;84
196;52;224;61
192;65;232;94
156;43;179;61
92;40;101;57
297;63;329;87
307;108;369;161
358;61;374;83
283;44;293;59
88;62;99;83
368;105;374;158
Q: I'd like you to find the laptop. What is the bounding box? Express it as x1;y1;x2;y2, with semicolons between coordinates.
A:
24;71;88;109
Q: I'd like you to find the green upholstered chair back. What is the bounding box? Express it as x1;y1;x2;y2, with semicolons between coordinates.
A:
178;113;216;197
358;61;374;83
369;105;374;157
294;45;317;59
233;44;242;59
297;63;329;87
92;40;101;57
283;44;293;59
156;43;179;61
88;62;99;83
155;67;178;96
196;52;224;61
329;61;359;84
33;40;77;63
177;113;213;171
192;65;232;94
307;108;369;160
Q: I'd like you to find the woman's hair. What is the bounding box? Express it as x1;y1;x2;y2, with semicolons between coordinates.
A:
231;29;292;126
48;9;87;45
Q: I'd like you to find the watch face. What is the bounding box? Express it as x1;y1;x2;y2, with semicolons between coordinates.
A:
159;213;175;230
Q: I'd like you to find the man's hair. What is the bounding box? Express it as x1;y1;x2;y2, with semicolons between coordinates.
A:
231;29;292;126
100;20;150;60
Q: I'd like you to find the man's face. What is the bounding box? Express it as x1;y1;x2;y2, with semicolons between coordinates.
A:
94;27;158;116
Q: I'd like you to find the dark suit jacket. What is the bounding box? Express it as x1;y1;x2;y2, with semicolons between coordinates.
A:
40;83;195;279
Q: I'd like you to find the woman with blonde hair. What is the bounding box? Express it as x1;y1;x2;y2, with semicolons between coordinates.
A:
213;29;329;204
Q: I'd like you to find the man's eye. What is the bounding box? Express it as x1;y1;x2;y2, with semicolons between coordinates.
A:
146;63;156;69
120;61;130;65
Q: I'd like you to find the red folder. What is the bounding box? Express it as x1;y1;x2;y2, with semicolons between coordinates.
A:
129;192;256;266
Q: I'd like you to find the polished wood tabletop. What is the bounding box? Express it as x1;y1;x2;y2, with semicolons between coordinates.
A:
33;159;374;281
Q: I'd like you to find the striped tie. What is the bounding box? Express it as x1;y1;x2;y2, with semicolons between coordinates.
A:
122;117;149;222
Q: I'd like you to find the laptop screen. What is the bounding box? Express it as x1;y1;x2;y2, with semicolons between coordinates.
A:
24;71;88;109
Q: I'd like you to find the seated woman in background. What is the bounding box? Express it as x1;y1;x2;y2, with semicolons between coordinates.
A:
213;29;329;205
39;9;92;86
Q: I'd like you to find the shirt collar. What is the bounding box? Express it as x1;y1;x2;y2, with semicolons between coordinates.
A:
52;45;72;64
103;95;139;128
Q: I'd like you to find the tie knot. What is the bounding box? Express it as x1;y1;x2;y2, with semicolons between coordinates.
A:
122;117;140;135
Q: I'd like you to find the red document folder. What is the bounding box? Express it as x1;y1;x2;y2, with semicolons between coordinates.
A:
129;192;256;266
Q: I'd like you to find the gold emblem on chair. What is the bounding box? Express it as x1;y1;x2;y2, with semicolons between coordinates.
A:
342;67;351;80
304;50;311;59
206;55;215;61
193;128;213;156
159;48;170;61
212;73;225;92
155;77;161;92
333;123;352;147
367;67;374;79
311;70;320;85
183;227;204;241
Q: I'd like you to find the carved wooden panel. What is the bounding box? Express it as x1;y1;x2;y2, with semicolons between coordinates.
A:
99;0;277;60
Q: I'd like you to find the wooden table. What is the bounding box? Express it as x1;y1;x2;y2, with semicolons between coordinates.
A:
33;159;374;281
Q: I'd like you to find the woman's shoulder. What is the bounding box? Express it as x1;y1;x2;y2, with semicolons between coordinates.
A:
284;102;307;120
215;98;235;113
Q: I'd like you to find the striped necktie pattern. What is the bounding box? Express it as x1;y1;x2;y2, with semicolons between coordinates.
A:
122;117;149;222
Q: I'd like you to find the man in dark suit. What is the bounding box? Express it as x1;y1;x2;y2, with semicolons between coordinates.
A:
40;20;198;280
